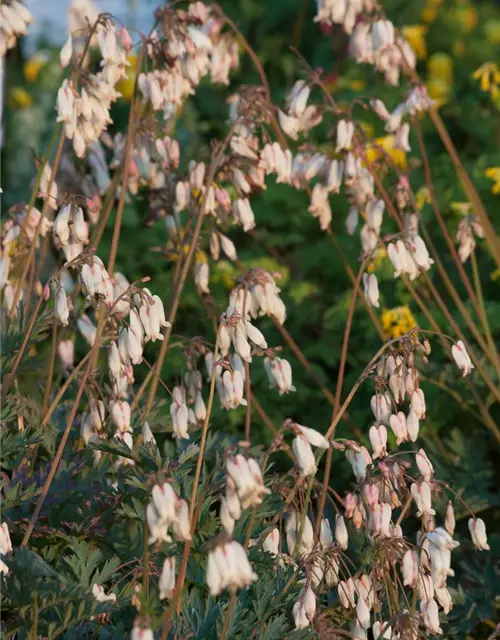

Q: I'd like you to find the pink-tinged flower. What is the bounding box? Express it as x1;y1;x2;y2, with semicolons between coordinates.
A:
402;549;419;587
468;518;490;551
411;388;426;419
416;448;434;482
131;625;154;640
159;556;176;600
345;493;358;518
420;598;442;635
369;425;387;458
406;408;420;442
263;528;280;557
372;621;393;639
411;481;435;518
346;446;372;481
357;596;371;630
371;393;392;425
389;411;408;445
119;26;132;51
419;572;435;603
362;483;380;511
445;502;455;536
292;435;317;477
338;577;356;608
370;99;391;121
363;273;380;308
57;339;74;371
110;400;131;433
435;586;453;614
355;574;374;609
226;455;269;509
451;340;474;377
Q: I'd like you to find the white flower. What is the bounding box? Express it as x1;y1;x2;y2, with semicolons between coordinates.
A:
293;587;316;628
295;424;330;449
57;339;74;371
92;583;116;603
0;522;13;561
416;448;434;482
389;411;408;445
411;481;435;518
363;273;379;308
402;549;419;587
435;586;453;614
206;541;257;596
55;285;70;326
286;510;314;556
278;110;301;140
60;35;73;68
338;577;356;608
263;357;296;394
131;626;154;640
420;598;442;635
372;621;393;639
292;435;317;477
110;400;131;433
411;388;426;419
451;340;474;377
263;528;280;556
336;119;355;152
346;447;371;481
220;497;235;534
142;421;156;445
468;518;490;551
371;393;392;425
170;397;189;439
287;80;310;117
159;557;176;600
445;501;455;536
369;425;387;458
357;596;370;630
226;455;270;509
406;409;420;442
335;515;349;550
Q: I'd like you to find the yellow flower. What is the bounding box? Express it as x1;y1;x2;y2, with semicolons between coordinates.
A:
348;79;365;91
427;53;453;84
24;53;48;83
9;87;32;109
364;135;407;170
416;187;431;210
485;167;500;194
367;247;386;273
380;306;417;339
453;6;478;33
402;26;427;59
422;6;437;24
116;54;137;101
426;78;452;106
484;20;500;45
472;63;500;99
450;202;473;216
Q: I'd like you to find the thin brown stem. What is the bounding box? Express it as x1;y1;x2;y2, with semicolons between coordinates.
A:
314;257;365;538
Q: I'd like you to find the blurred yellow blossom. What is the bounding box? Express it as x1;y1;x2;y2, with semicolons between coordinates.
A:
116;54;137;101
367;247;386;273
450;202;473;216
452;5;478;33
416;187;431;210
9;87;32;109
472;63;500;99
24;53;48;83
484;20;500;45
485;167;500;194
365;136;406;170
402;26;427;59
428;53;454;84
381;306;417;339
427;53;453;106
422;0;444;24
